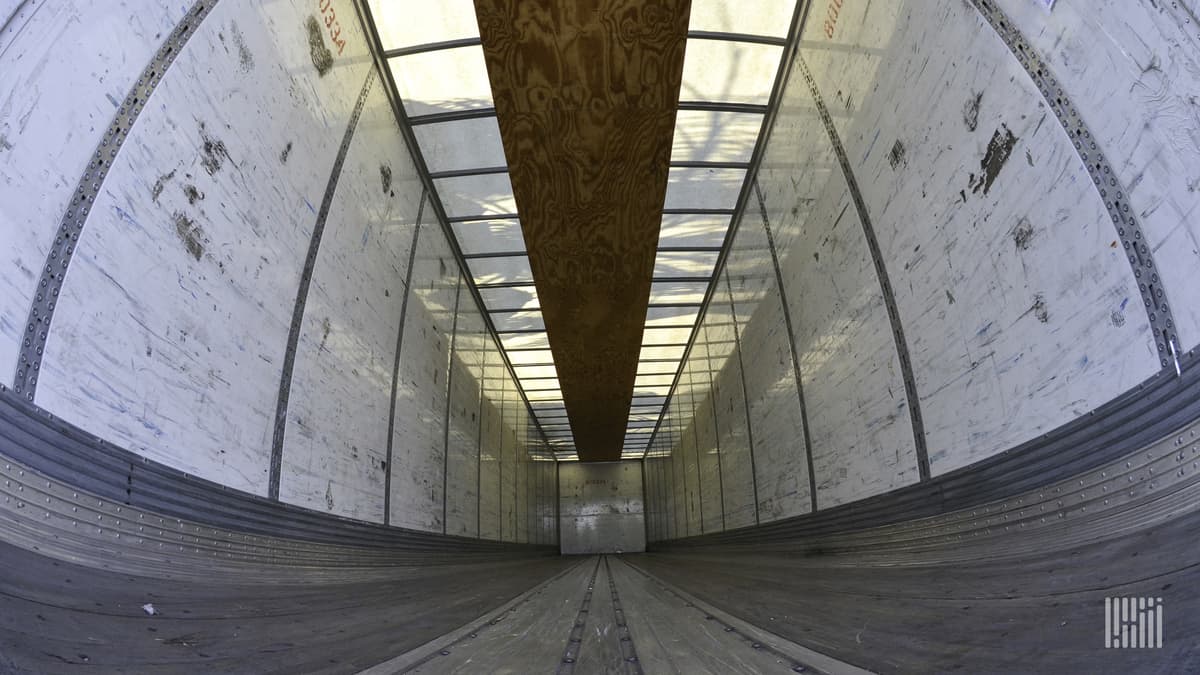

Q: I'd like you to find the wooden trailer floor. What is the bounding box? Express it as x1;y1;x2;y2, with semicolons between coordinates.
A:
4;506;1197;675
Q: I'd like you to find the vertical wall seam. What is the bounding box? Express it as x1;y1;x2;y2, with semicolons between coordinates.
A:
753;180;821;511
268;69;378;500
967;0;1180;372
13;0;219;399
640;458;650;545
662;456;672;535
0;0;35;37
709;389;727;531
724;272;761;525
700;334;727;531
383;191;427;524
476;375;484;537
499;383;505;542
675;437;687;538
792;56;932;482
441;277;463;534
664;448;672;539
690;384;705;534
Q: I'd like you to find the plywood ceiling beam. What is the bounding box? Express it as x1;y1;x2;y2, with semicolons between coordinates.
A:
474;0;692;461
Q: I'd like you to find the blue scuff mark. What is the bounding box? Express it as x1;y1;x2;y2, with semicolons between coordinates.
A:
177;274;198;300
863;128;881;164
139;417;165;438
1078;354;1089;368
361;225;371;249
304;198;316;214
87;379;132;416
106;93;120;109
976;321;994;337
1120;297;1129;311
113;205;141;229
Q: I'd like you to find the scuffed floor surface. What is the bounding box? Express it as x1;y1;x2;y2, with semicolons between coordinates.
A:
4;513;1199;674
0;543;572;674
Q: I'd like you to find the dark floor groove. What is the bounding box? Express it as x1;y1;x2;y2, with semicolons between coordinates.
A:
603;555;644;674
398;556;589;672
618;557;815;673
557;556;602;673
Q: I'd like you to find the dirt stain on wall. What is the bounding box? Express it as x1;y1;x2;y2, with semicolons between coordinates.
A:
968;125;1018;196
1031;293;1049;324
151;170;176;201
199;123;231;176
888;140;907;169
173;212;205;261
306;16;334;77
380;164;393;194
1012;217;1035;250
182;184;204;205
230;23;255;73
963;91;983;132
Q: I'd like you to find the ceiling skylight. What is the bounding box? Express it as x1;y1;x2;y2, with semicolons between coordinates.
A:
362;0;804;461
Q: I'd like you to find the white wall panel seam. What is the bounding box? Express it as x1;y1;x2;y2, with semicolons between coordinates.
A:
702;341;728;531
966;0;1181;372
724;271;761;525
269;69;378;500
751;179;821;511
440;278;464;534
789;55;932;481
13;0;219;397
384;195;426;525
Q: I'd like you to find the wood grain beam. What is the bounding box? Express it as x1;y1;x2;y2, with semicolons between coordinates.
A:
475;0;692;461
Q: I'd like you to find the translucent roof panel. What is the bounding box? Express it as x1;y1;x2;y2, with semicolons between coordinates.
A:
435;173;516;219
687;0;795;37
637;363;678;376
477;285;538;310
506;349;553;366
629;408;664;418
514;365;559;380
370;0;481;51
658;213;730;248
649;281;709;305
671;110;762;164
635;374;676;387
453;219;526;255
645;305;701;327
361;2;808;461
639;344;687;362
491;310;544;332
521;377;561;390
654;250;720;279
642;326;694;345
664;167;746;210
468;255;534;286
389;47;494;117
415;117;507;174
679;40;783;106
499;331;549;351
